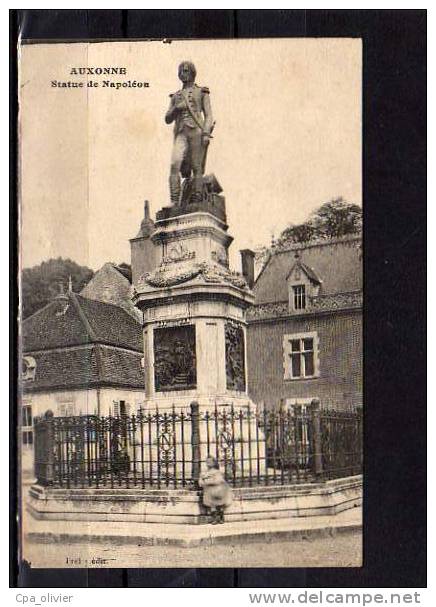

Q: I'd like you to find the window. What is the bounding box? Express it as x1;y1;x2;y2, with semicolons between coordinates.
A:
58;400;76;417
23;431;33;445
22;404;33;446
113;400;130;416
22;405;32;427
283;332;319;380
290;337;314;377
292;284;306;310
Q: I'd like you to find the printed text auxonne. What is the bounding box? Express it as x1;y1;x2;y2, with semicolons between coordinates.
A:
70;67;127;75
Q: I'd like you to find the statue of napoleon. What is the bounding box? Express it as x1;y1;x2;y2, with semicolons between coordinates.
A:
165;61;214;206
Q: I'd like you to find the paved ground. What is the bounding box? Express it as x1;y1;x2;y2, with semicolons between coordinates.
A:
24;529;362;569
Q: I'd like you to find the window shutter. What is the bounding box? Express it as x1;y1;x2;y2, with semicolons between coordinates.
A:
113;401;130;416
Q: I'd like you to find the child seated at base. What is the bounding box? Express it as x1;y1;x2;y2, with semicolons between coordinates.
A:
198;456;233;524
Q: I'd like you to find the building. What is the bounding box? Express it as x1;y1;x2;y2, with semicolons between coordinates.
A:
20;290;145;476
246;235;362;411
80;261;141;321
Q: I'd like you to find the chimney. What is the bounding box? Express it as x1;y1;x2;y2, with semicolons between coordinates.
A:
240;249;255;289
53;281;70;315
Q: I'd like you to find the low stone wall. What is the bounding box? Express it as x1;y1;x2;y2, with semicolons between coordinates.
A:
27;475;362;525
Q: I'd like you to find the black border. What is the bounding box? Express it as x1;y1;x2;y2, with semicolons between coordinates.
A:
10;9;426;588
10;7;19;590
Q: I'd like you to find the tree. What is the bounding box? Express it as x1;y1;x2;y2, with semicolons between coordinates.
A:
308;197;362;240
21;258;94;319
254;197;362;269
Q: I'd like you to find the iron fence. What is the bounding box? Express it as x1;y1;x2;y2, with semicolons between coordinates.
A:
33;401;362;489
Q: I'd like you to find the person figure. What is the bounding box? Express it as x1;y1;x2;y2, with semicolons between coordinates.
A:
198;455;232;524
165;61;213;205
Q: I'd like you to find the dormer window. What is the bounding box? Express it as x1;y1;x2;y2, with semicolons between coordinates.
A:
293;284;306;310
286;255;322;313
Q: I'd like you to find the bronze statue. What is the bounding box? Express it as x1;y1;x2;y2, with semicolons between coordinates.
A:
165;61;214;205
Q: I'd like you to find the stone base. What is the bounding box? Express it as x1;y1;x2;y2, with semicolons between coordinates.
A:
155;173;227;224
156;196;227;225
144;393;255;412
27;475;362;525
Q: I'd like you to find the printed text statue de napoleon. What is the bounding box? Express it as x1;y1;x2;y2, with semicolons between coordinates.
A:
165;61;214;206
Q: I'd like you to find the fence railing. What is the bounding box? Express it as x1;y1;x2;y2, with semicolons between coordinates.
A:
33;401;362;489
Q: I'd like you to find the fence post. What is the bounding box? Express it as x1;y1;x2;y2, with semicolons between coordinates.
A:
34;410;55;486
190;401;201;486
309;398;323;478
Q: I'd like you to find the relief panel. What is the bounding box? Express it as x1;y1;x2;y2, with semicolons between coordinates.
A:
225;322;246;392
154;325;196;392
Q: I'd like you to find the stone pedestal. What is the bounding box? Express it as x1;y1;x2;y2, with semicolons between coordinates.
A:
132;191;255;413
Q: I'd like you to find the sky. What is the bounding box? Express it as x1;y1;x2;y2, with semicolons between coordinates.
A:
19;38;361;272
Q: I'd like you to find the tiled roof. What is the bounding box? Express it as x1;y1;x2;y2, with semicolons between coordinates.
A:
22;296;92;351
23;292;142;353
254;235;362;305
21;345;144;392
74;294;142;351
98;346;144;387
22;347;98;391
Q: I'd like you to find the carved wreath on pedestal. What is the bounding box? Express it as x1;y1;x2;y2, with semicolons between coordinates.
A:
139;261;249;290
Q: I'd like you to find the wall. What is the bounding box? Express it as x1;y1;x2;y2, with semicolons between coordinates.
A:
21;388;99;419
247;310;362;410
21;387;146;420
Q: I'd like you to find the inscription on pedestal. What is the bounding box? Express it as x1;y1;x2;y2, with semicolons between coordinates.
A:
154;325;196;392
225;322;246;392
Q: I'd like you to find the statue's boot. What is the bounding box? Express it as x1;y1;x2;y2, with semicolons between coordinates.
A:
191;175;203;203
169;174;181;205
